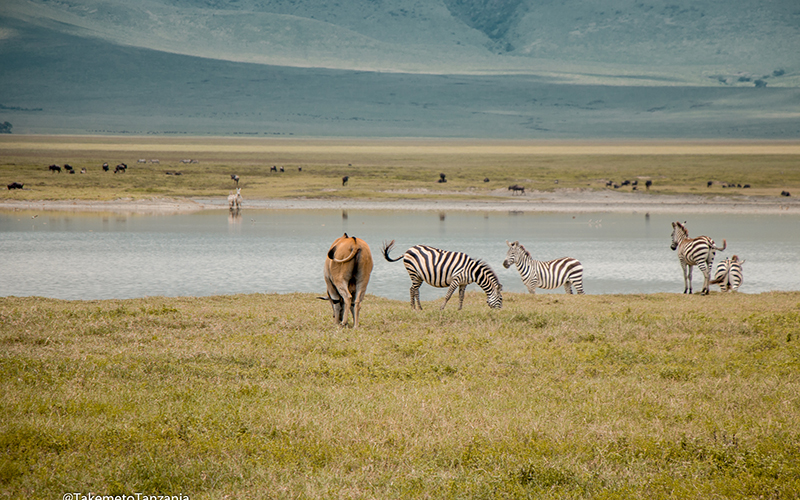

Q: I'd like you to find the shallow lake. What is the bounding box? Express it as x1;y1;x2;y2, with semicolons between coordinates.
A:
1;209;799;301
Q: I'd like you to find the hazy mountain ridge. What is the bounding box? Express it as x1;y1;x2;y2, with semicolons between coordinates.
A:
2;0;797;84
1;16;798;138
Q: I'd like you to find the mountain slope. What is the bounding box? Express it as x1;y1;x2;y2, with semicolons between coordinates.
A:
2;0;797;84
1;16;798;138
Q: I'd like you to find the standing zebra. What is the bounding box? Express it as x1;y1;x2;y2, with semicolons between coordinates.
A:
502;240;585;294
710;255;745;292
382;241;503;310
670;221;726;295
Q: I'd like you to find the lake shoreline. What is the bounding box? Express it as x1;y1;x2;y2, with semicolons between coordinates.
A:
2;189;799;215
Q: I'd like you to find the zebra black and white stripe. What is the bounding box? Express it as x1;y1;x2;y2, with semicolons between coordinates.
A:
670;221;726;295
502;240;585;294
382;241;503;310
710;255;745;292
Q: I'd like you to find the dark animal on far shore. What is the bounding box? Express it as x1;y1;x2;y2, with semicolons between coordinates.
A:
508;184;525;195
114;164;127;174
231;174;239;186
342;176;349;186
438;173;447;183
102;163;109;172
7;182;23;190
707;181;713;187
645;180;652;190
781;191;791;197
49;165;61;173
64;164;74;172
280;166;285;172
270;166;277;172
484;177;490;182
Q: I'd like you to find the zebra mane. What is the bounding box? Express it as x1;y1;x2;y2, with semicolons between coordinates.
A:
518;243;532;259
475;259;500;285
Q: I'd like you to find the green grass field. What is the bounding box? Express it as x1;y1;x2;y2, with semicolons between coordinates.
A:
2;292;799;499
2;136;799;202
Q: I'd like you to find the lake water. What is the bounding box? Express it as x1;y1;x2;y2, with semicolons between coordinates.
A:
1;209;799;301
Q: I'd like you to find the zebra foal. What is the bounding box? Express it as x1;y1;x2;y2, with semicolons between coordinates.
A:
670;221;726;295
382;241;503;310
502;240;585;294
710;255;745;292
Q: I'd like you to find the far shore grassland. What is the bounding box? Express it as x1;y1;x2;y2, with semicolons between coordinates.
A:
2;136;800;498
1;135;800;204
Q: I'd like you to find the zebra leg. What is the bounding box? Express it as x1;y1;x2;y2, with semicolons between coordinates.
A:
574;277;585;295
564;281;574;294
681;262;690;294
441;282;460;310
699;264;711;295
457;284;467;310
410;282;423;310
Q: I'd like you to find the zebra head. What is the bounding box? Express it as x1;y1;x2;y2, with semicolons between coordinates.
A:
670;221;688;251
503;240;523;268
475;261;503;309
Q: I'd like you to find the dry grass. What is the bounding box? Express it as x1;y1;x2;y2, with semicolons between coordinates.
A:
2;291;799;499
2;136;800;202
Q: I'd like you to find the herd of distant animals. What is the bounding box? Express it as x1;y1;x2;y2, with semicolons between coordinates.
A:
318;219;745;328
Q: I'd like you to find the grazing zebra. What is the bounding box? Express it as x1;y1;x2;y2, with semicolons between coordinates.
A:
710;255;745;292
502;240;585;294
382;241;503;310
670;221;726;295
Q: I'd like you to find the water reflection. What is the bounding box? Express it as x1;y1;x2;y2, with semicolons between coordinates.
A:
1;209;799;300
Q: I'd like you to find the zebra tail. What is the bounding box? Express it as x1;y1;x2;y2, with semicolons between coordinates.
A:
713;239;727;251
382;239;404;262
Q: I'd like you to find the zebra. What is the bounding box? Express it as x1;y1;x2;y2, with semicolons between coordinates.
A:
670;221;726;295
382;241;503;310
228;187;242;210
710;255;745;292
502;240;585;294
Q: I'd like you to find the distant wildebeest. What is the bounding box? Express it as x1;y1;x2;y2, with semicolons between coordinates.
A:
319;233;373;328
743;184;750;188
64;164;74;172
342;176;349;186
707;181;713;188
632;180;638;186
645;180;653;190
508;184;525;195
231;174;239;186
270;165;277;172
484;177;490;183
102;163;109;172
438;173;447;183
280;166;285;172
49;165;61;173
114;164;127;173
621;180;630;186
605;180;613;187
7;182;23;190
781;191;791;197
298;167;302;172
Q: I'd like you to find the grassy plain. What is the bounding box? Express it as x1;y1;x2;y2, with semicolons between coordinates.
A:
1;136;800;202
2;292;800;499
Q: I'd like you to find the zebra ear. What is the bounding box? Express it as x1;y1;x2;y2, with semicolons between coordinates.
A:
506;240;511;247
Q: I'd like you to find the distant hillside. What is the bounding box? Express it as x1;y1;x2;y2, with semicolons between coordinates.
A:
2;0;798;85
1;16;798;138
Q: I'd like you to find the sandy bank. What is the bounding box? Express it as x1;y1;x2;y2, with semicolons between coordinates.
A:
1;190;799;215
